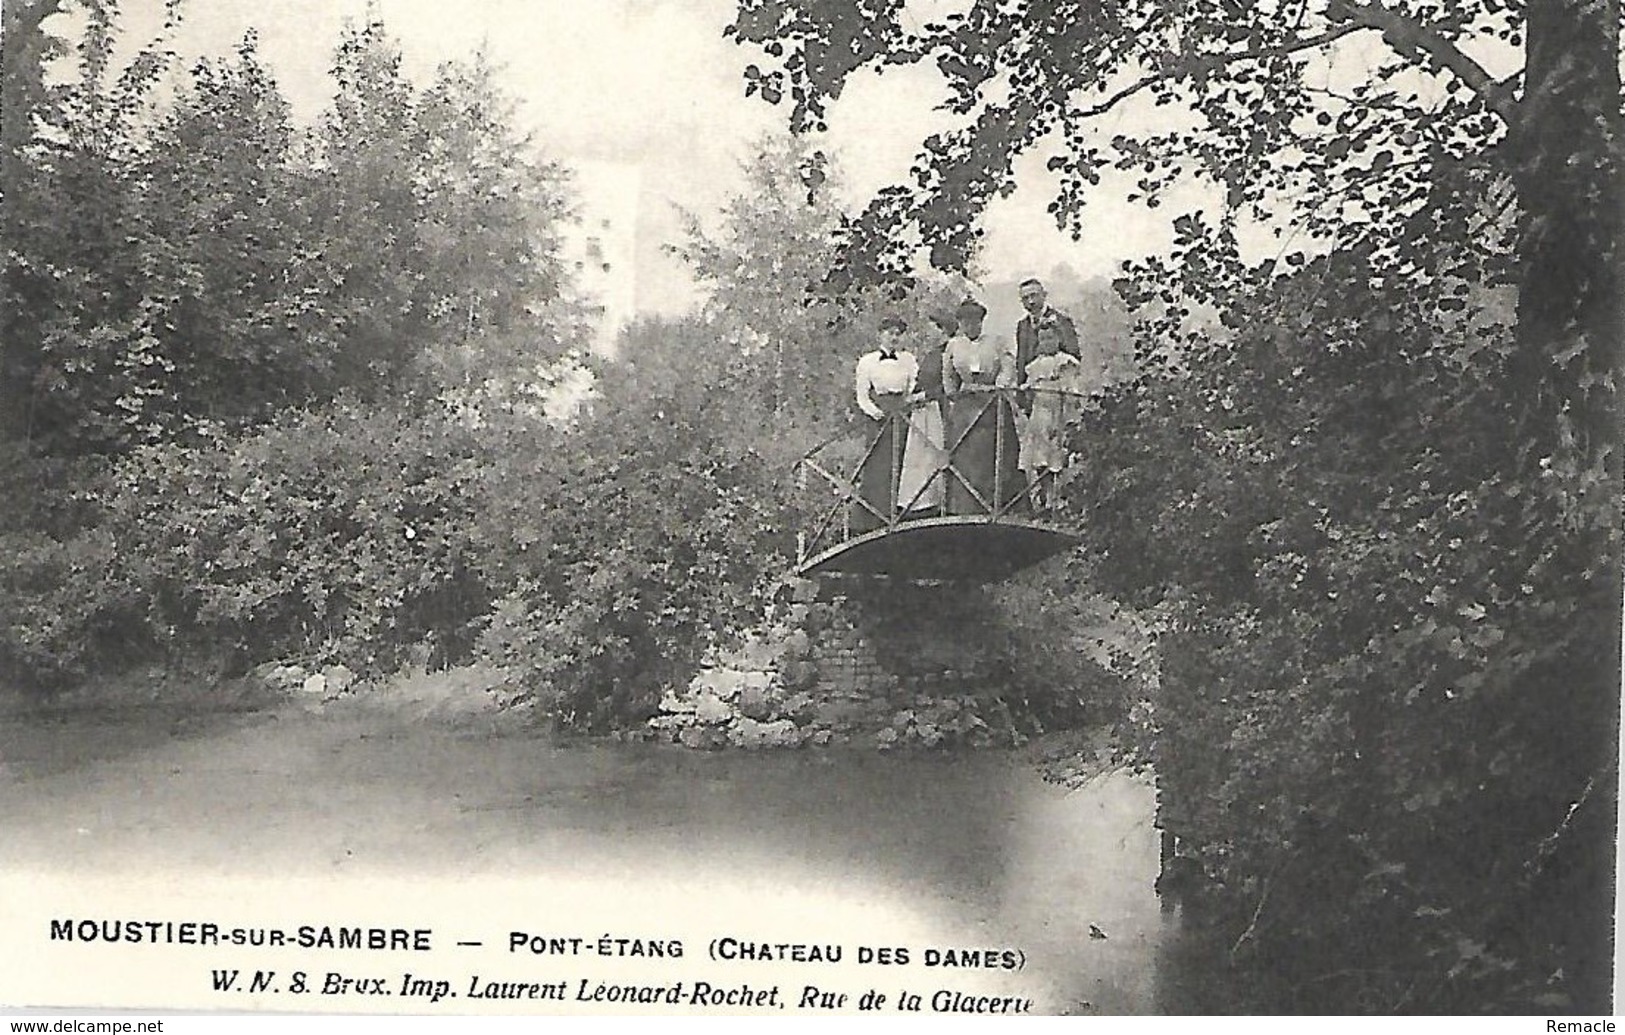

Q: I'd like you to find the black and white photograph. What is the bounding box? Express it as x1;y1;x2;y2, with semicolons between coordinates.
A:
0;0;1618;1019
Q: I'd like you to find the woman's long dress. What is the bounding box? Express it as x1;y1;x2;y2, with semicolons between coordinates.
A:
942;336;1021;516
897;346;946;515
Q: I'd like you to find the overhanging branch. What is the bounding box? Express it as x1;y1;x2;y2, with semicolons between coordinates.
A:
1338;0;1520;126
1068;22;1368;120
1063;7;1517;130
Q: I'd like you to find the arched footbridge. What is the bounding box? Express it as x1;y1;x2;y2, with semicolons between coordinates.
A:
793;387;1088;582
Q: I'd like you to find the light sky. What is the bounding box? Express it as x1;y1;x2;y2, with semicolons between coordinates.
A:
105;0;1234;317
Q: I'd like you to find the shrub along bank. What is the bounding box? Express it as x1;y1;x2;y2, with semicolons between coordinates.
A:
1063;252;1618;1012
0;387;792;731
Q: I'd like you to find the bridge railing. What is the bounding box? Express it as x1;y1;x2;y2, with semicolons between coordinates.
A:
792;386;1095;566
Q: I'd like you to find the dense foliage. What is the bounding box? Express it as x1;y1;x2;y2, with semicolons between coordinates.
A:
1067;248;1616;1010
730;0;1619;1014
472;333;791;729
0;6;791;732
1;8;574;458
2;390;789;724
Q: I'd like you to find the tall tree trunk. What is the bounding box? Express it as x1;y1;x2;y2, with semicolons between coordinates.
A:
1504;0;1622;1010
1507;0;1622;468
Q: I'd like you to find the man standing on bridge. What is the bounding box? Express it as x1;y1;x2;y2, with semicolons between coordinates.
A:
1014;278;1082;404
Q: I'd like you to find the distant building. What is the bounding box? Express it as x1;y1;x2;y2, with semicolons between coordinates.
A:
564;161;641;355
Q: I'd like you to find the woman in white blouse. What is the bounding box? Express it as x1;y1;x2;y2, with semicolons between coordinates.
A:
852;317;944;530
941;297;1020;515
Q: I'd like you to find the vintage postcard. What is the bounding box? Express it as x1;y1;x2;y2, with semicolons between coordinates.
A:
0;0;1617;1020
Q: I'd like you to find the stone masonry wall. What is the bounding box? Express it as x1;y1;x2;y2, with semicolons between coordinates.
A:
648;577;1018;750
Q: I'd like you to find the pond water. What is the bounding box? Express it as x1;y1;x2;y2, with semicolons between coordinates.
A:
0;705;1200;1014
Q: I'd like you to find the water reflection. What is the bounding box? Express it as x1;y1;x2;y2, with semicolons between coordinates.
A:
480;747;1173;1012
2;712;1181;1014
